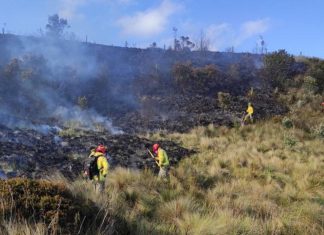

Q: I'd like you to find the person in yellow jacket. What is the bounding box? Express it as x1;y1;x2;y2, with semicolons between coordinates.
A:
152;143;170;179
243;102;254;125
88;144;109;192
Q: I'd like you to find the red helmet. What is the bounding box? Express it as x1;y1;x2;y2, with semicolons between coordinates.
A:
153;143;159;152
96;144;107;153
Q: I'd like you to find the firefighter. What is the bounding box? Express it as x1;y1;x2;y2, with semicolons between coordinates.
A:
88;144;109;192
152;143;170;179
243;102;254;124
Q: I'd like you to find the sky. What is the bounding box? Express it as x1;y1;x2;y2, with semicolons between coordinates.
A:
0;0;323;58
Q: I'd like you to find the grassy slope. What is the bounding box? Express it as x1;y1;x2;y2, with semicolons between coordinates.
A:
1;90;323;235
78;90;322;235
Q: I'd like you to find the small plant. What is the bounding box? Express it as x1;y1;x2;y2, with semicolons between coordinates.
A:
77;96;88;110
296;99;306;108
217;92;231;110
303;76;318;94
282;117;293;128
312;123;324;138
246;87;255;98
284;134;297;147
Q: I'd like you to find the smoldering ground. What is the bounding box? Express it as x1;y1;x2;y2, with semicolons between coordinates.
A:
0;34;131;133
0;33;279;135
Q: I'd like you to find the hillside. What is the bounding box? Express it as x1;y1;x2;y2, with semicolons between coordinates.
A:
0;34;323;234
0;34;288;178
0;34;279;133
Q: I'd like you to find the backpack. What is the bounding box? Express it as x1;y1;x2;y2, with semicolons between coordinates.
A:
88;156;99;180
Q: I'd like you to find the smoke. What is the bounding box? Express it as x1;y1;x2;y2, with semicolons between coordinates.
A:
53;106;123;134
0;35;127;134
0;33;263;135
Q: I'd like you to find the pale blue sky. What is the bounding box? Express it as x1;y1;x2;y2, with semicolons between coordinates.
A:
0;0;323;58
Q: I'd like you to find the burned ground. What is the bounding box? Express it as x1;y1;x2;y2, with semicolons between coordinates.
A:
0;35;290;180
112;92;287;133
0;128;192;179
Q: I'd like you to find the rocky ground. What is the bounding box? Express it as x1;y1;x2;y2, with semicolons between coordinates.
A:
0;126;192;179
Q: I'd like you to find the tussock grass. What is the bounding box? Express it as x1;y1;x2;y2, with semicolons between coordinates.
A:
85;113;322;234
123;91;323;234
0;221;47;235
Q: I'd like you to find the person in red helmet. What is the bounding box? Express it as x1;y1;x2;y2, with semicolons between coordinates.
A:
321;102;324;112
87;144;109;192
152;143;170;179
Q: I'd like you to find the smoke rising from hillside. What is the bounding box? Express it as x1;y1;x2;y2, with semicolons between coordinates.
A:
0;35;125;134
0;34;263;134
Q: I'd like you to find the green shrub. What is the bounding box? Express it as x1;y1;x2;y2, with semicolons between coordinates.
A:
282;117;293;129
263;50;296;90
305;58;324;93
303;76;319;94
284;134;297;147
173;62;223;94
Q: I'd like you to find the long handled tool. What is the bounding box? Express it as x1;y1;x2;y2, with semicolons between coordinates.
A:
147;148;159;166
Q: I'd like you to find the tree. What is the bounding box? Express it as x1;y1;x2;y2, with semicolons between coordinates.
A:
225;46;234;53
254;35;267;54
263;50;296;89
173;36;195;52
174;39;181;51
46;14;69;38
150;42;157;48
259;36;267;54
196;30;210;52
180;36;195;51
172;27;178;50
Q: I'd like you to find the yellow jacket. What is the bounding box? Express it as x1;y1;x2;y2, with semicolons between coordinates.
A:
91;152;109;182
155;148;169;168
246;105;254;115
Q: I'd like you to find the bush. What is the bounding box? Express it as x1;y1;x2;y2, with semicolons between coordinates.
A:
0;179;99;234
284;134;297;147
303;76;318;94
217;92;231;110
172;62;224;94
263;50;296;90
282;117;293;129
77;96;88;110
305;58;324;93
312;123;324;138
172;62;194;92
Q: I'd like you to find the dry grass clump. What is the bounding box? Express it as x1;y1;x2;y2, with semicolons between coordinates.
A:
0;221;47;235
0;178;125;235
